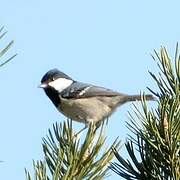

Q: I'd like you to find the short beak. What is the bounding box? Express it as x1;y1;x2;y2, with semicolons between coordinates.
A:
38;83;48;88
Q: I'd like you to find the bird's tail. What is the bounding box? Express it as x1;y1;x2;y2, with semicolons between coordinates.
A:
124;94;155;102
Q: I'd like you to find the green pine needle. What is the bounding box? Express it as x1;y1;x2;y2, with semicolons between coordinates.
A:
0;26;16;67
111;44;180;180
26;120;121;180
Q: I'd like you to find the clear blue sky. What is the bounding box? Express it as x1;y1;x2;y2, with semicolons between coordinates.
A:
0;1;179;179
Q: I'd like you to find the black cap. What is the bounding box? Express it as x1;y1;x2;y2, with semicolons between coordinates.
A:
41;69;73;83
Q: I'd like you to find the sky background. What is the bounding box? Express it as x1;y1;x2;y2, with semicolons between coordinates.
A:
0;1;179;179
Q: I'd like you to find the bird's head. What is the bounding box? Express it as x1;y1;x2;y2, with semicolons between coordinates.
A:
39;69;73;92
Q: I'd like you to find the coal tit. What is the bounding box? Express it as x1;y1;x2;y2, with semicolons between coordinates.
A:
39;69;154;126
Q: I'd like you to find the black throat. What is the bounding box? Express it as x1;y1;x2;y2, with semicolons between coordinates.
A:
44;88;60;107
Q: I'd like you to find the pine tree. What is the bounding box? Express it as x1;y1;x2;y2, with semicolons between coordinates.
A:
25;121;120;180
110;45;180;180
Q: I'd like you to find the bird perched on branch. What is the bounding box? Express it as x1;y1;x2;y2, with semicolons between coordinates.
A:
39;69;154;126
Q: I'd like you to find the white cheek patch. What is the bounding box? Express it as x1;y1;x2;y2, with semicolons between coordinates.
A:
48;78;73;92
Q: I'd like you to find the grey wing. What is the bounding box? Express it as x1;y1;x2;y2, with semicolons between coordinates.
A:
61;81;125;98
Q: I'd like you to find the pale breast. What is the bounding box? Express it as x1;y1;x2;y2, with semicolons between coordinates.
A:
58;97;114;124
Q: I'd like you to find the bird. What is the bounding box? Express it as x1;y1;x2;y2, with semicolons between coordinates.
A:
39;69;154;127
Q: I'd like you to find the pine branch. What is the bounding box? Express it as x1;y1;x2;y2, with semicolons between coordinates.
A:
0;26;17;67
26;120;121;180
0;26;16;163
110;44;180;180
